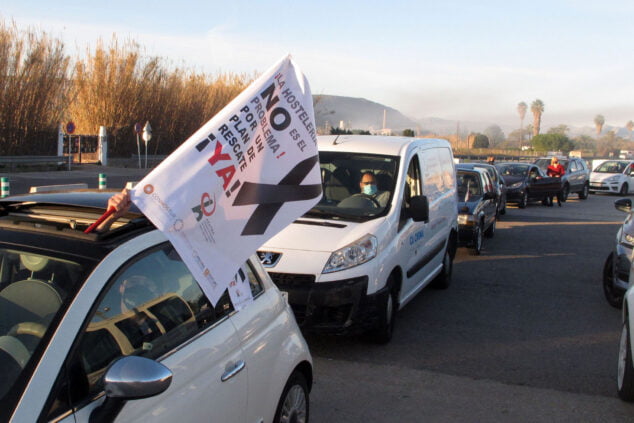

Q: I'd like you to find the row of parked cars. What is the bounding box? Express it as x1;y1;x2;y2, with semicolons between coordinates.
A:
5;135;634;421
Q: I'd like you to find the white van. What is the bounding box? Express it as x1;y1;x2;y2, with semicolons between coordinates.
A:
257;135;458;343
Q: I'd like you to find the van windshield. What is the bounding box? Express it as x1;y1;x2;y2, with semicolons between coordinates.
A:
305;152;399;221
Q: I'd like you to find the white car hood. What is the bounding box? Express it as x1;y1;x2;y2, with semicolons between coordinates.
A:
591;172;621;183
262;217;385;253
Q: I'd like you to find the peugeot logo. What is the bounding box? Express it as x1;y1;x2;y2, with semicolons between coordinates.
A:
257;251;281;268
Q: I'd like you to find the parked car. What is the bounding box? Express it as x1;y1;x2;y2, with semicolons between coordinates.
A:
456;163;506;217
455;167;497;255
533;156;590;201
590;160;634;195
258;135;458;344
0;191;312;423
495;163;562;208
603;198;634;308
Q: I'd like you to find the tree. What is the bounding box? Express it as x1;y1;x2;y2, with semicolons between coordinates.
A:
483;125;505;146
473;134;490;148
531;133;574;153
330;127;352;135
572;135;596;152
547;124;569;135
402;129;415;137
517;101;527;146
594;114;605;135
626;120;633;141
531;99;545;137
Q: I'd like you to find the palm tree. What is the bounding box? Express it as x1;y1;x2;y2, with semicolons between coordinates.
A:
626;120;634;141
530;99;544;137
517;102;527;147
594;114;605;135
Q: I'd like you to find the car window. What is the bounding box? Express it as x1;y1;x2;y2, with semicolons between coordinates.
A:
0;248;92;416
457;171;481;202
399;153;423;231
569;161;578;172
45;243;252;419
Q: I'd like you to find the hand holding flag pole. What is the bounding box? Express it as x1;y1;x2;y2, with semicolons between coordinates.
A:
84;189;131;234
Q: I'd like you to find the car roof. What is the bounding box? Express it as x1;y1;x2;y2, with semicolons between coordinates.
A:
0;190;152;244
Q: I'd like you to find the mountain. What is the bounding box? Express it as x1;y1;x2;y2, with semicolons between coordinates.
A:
313;95;633;140
313;95;418;133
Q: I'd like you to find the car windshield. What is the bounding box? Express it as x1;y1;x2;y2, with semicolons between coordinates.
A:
0;247;94;409
457;171;482;202
594;161;628;174
496;164;530;177
305;151;399;222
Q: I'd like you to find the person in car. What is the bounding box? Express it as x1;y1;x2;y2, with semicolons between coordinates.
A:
358;171;390;207
546;157;566;207
96;189;132;232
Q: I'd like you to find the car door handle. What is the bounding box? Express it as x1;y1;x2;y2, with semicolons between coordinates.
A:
221;360;246;382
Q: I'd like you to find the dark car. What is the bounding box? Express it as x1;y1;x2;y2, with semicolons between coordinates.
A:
495;162;562;208
533;157;590;201
603;198;634;308
456;168;497;255
457;163;507;217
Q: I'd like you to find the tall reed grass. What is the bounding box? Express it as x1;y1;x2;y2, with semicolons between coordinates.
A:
0;20;252;157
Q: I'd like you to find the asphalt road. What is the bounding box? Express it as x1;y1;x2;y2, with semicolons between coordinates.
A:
4;168;634;421
308;193;634;422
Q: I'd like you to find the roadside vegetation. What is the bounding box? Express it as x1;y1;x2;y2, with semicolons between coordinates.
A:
0;20;251;156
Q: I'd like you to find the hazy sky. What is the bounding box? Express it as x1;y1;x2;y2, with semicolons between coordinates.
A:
3;0;633;129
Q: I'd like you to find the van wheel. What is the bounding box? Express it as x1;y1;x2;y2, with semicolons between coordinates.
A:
618;320;634;401
432;247;453;289
471;226;483;255
274;371;309;423
371;279;397;344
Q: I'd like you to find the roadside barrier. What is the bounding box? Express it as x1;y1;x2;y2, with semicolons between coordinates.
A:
1;177;9;198
99;173;107;190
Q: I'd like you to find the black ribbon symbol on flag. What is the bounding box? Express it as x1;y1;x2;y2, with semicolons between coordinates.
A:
232;155;322;236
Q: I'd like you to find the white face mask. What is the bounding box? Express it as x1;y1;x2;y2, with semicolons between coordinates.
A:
363;184;377;195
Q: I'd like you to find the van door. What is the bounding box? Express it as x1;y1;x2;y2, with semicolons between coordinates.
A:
398;150;442;298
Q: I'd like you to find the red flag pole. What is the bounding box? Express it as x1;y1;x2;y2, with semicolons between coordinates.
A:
84;207;116;234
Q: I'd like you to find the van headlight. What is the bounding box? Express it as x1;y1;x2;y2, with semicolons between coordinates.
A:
322;234;377;273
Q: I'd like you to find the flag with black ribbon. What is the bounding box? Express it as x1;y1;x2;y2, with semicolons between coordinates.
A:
131;55;321;308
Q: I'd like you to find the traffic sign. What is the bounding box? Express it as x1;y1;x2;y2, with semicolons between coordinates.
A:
134;122;143;134
66;121;76;134
142;121;152;143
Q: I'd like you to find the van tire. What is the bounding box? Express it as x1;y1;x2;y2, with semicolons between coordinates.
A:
432;247;453;290
371;278;397;344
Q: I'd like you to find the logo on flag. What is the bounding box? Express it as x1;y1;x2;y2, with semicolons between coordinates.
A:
131;55;321;309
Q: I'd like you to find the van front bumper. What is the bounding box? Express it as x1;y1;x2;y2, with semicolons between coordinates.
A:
267;272;383;333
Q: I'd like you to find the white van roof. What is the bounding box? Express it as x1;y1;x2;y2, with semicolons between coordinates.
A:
318;135;450;155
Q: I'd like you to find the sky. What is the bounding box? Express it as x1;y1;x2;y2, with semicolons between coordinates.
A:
3;0;634;130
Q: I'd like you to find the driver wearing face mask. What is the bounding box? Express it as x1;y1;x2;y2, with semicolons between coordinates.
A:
359;171;390;207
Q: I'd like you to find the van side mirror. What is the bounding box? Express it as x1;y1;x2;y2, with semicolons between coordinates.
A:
615;198;632;213
409;195;429;222
483;191;496;200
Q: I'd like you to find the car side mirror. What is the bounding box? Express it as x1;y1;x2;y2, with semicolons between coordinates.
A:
615;198;632;213
90;356;173;423
409;195;429;223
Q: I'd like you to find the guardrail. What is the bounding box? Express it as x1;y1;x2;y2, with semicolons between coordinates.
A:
0;155;72;172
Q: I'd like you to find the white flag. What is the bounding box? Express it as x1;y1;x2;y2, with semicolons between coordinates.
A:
131;55;321;308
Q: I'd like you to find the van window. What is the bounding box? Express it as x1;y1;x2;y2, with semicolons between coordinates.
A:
421;149;443;202
399;154;423;230
437;147;456;192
